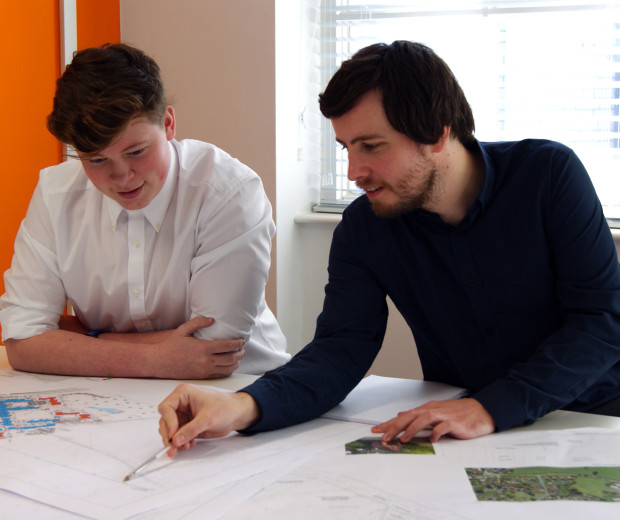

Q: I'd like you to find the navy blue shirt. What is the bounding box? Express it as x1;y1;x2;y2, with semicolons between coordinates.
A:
243;139;620;432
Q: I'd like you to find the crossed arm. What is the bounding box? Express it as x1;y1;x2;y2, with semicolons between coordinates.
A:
5;316;245;379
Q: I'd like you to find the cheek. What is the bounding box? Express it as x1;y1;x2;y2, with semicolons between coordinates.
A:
83;168;111;191
137;151;167;180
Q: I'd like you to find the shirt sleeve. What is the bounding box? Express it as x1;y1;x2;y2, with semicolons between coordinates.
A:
0;180;68;341
186;171;275;342
241;212;388;432
473;148;620;430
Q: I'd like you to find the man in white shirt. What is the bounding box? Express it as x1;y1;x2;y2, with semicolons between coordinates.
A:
0;43;289;378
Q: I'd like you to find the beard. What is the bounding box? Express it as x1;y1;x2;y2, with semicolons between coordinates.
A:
362;155;441;219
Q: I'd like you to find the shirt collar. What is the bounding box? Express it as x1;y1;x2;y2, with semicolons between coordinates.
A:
104;141;178;231
410;139;493;231
454;139;495;228
471;139;495;212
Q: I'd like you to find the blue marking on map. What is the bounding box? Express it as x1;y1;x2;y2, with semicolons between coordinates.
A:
89;407;121;414
10;423;56;430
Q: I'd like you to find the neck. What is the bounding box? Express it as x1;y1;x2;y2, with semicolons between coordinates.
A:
430;140;484;227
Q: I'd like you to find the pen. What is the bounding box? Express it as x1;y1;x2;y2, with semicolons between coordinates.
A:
123;444;171;482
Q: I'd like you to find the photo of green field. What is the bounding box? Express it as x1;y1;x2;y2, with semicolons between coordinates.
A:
345;436;435;455
466;466;620;502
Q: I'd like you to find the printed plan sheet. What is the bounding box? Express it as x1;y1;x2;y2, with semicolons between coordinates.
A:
1;369;620;519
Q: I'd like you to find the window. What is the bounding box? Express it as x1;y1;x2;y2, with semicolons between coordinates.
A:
312;0;620;220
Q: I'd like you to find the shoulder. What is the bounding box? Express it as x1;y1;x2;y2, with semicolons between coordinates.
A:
481;139;577;171
480;139;586;194
37;158;90;197
173;139;259;192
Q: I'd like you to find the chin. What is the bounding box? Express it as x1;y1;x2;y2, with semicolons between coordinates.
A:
370;200;416;219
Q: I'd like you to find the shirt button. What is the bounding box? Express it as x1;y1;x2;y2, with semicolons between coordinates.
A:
133;240;141;248
467;280;476;287
132;289;140;297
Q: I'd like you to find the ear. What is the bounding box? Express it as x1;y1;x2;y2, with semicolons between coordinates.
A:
164;106;176;140
430;126;451;154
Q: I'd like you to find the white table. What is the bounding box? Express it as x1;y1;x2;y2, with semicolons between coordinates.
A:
2;344;620;519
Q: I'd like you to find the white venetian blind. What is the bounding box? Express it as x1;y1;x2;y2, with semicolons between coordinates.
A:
313;0;620;220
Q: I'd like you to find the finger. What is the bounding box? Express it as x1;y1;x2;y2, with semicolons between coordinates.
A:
399;412;444;443
158;417;171;445
172;417;210;448
179;316;215;336
372;410;419;441
212;347;245;366
428;421;453;443
205;340;246;355
165;445;179;457
157;403;180;441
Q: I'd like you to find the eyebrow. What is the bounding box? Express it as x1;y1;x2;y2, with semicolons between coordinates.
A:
85;140;147;158
335;134;384;147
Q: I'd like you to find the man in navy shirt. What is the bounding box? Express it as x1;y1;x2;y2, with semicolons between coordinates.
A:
157;41;620;453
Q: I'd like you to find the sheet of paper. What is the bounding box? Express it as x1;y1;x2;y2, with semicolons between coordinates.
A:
0;369;372;519
322;374;466;424
218;427;620;520
3;368;620;520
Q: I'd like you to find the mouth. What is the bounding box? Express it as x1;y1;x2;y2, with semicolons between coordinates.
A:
117;183;145;200
360;185;383;199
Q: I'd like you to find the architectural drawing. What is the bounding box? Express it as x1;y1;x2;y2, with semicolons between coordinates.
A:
0;390;156;438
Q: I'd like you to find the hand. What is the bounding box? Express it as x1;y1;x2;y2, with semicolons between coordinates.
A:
157;384;260;455
157;317;246;379
371;398;496;443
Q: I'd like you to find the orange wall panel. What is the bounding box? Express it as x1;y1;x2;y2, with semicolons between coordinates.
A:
77;0;121;50
1;1;120;338
0;1;61;300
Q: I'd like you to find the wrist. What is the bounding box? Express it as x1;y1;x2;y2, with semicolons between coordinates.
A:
233;391;261;431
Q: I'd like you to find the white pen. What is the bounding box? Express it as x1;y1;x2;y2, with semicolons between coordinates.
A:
123;444;171;482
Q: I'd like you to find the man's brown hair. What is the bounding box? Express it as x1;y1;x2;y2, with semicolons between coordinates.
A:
319;41;475;146
47;43;167;154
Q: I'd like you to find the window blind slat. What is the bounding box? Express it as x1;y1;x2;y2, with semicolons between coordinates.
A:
313;0;620;217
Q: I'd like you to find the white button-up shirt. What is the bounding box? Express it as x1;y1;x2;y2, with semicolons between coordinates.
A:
0;139;290;374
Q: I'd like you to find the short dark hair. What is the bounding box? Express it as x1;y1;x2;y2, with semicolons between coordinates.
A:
319;41;475;145
47;43;168;153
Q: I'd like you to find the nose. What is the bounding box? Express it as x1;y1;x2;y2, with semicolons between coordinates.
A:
347;152;369;183
110;161;135;185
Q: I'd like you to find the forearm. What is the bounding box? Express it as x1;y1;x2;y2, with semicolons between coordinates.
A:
5;330;165;378
240;331;383;433
58;315;171;344
474;328;620;431
6;317;246;380
99;329;171;344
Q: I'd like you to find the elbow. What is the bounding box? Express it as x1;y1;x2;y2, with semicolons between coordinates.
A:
4;339;32;372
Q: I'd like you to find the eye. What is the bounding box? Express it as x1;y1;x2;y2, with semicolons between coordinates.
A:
127;148;145;157
362;142;380;152
88;157;107;165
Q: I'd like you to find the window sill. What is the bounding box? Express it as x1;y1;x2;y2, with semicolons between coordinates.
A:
294;214;620;237
294;212;342;225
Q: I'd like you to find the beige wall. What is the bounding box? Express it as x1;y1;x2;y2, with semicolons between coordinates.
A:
120;0;277;307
